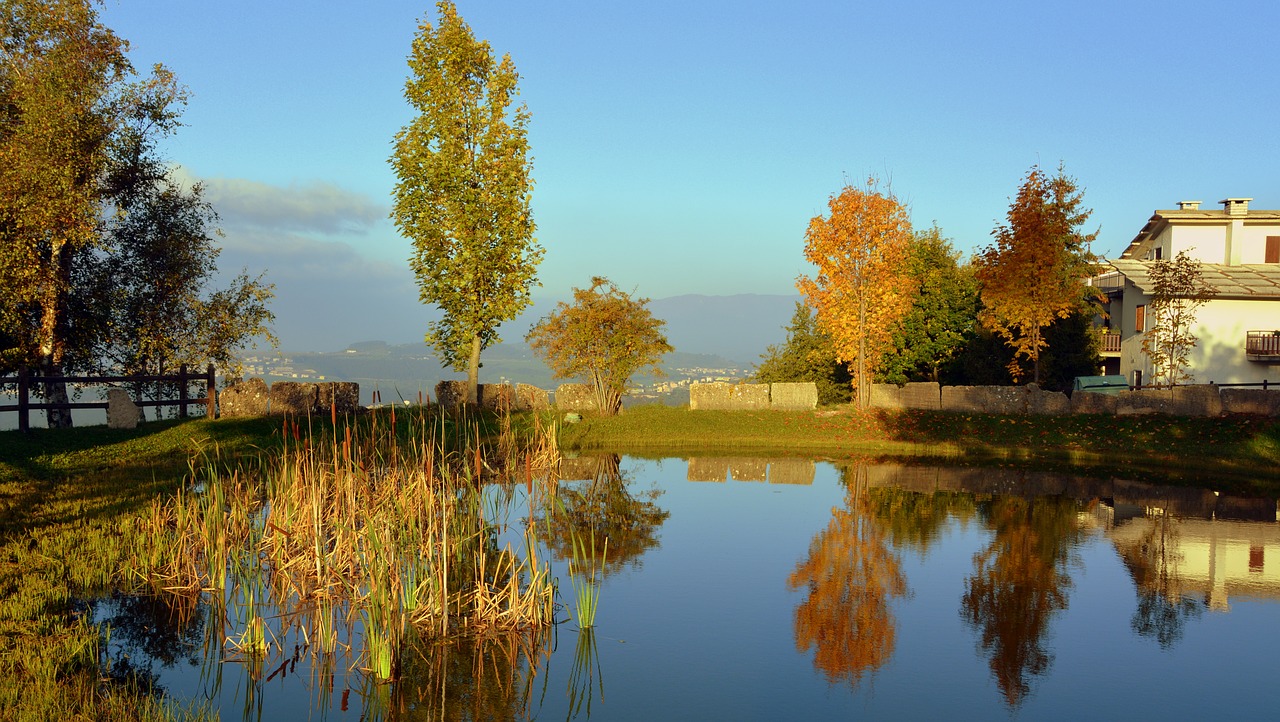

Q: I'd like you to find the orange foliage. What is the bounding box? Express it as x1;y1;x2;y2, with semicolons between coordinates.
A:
787;471;907;688
797;179;914;408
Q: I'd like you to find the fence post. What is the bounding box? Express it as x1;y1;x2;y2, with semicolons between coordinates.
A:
17;366;29;433
206;364;216;419
178;364;189;418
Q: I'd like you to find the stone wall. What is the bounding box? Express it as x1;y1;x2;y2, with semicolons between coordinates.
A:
219;378;361;418
872;381;1278;417
687;382;818;411
555;383;598;412
685;457;816;485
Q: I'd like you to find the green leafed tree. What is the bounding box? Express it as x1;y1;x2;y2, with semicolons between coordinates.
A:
1140;250;1215;387
880;225;980;385
390;1;540;405
975;164;1100;384
752;302;852;405
1;0;275;426
526;277;673;416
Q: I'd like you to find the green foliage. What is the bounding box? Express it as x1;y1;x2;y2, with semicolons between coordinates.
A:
0;0;275;423
752;302;851;405
1141;250;1215;386
390;1;540;402
975;164;1100;383
880;226;980;384
526;277;672;415
949;308;1101;391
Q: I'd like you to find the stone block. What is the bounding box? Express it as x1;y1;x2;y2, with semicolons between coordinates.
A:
768;458;815;485
1026;387;1070;416
555;383;598;411
270;382;318;416
316;382;360;414
941;386;982;413
869;384;901;409
687;457;728;482
689;382;732;410
728;457;768;482
901;382;941;410
729;383;771;410
219;377;270;418
1116;389;1175;415
107;388;140;429
770;382;818;410
479;383;514;412
1070;391;1117;415
1221;388;1280;416
1171;385;1223;417
515;383;549;411
435;380;468;408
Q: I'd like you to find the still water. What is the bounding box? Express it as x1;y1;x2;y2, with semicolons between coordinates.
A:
97;456;1280;720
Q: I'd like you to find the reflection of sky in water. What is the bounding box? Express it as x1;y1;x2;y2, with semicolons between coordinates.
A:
97;457;1280;720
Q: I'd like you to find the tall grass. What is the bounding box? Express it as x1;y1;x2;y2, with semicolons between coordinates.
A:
123;404;563;684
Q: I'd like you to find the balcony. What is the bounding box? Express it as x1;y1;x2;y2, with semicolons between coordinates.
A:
1100;331;1121;355
1246;331;1280;361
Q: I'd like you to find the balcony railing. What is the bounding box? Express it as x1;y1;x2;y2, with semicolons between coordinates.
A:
1101;331;1121;354
1246;331;1280;360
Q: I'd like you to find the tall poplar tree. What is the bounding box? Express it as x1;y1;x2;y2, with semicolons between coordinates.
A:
975;164;1099;384
797;179;915;409
391;1;540;405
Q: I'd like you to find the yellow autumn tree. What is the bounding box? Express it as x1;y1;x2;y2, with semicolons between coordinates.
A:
797;179;915;409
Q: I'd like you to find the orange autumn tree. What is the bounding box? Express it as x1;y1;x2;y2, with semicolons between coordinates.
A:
975;164;1100;383
798;179;915;409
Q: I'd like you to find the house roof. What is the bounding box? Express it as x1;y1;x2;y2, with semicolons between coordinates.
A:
1120;208;1280;259
1106;259;1280;298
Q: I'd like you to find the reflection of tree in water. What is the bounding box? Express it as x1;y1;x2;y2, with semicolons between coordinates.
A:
391;629;552;721
97;592;206;691
787;465;907;689
960;495;1081;707
541;454;669;576
1123;511;1204;648
866;487;977;555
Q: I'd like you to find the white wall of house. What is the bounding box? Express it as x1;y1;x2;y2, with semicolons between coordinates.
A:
1118;291;1280;386
1168;225;1227;262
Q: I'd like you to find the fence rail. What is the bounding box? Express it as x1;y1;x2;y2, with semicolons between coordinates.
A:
1246;331;1280;359
0;364;215;432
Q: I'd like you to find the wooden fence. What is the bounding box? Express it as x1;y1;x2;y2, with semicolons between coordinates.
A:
0;364;215;432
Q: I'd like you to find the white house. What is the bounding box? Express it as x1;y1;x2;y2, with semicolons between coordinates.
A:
1092;198;1280;386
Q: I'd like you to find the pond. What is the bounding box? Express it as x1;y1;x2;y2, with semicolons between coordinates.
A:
95;455;1280;720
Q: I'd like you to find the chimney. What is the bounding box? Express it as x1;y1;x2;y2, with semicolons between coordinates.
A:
1177;200;1201;210
1220;197;1252;217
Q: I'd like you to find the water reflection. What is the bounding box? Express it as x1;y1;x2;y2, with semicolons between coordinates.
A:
787;465;907;688
545;454;670;575
960;495;1081;706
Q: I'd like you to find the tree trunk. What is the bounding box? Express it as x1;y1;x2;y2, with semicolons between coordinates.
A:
39;240;74;428
858;296;867;410
466;332;482;405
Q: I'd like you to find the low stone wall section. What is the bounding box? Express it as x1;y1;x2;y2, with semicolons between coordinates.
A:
220;378;361;418
770;383;817;410
555;383;598;412
515;383;549;411
688;382;817;410
1222;388;1280;415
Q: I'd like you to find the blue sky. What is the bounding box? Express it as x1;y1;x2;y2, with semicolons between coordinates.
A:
101;0;1280;350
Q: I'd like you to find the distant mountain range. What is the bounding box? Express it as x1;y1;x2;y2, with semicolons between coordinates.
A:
317;293;800;368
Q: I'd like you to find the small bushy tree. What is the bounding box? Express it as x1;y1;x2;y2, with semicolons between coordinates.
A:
526;277;672;416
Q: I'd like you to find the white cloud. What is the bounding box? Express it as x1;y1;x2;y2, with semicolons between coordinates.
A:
170;167;386;235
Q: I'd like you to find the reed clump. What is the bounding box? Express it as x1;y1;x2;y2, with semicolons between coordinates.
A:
123;405;562;682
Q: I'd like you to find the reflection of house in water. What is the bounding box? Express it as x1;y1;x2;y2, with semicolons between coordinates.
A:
1110;515;1280;611
684;457;816;485
854;460;1280;613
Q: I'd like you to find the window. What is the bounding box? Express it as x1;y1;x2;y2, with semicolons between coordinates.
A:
1135;304;1145;333
1267;236;1280;264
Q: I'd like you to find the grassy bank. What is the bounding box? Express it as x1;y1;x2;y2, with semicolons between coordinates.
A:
559;405;1280;494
